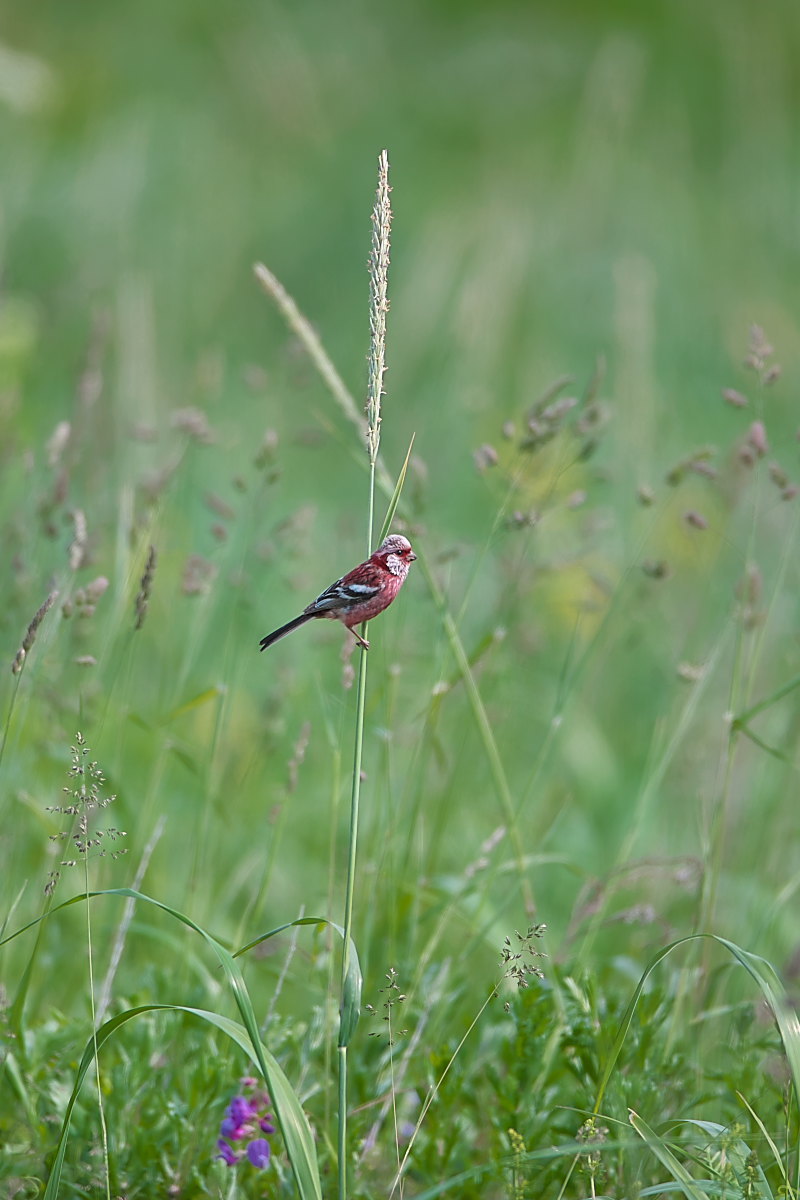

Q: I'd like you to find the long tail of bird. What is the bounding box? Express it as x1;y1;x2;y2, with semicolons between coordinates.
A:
259;612;317;651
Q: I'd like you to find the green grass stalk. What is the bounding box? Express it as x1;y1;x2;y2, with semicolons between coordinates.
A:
337;149;392;1200
337;643;369;1197
83;845;111;1200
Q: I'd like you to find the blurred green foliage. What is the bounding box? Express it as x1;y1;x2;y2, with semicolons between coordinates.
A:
1;1;800;1195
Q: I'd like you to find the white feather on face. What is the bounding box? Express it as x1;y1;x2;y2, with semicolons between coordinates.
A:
375;534;416;576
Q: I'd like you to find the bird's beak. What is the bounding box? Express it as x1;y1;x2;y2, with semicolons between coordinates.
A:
409;551;417;561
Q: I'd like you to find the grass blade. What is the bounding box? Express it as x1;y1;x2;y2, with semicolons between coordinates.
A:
629;1110;710;1200
234;915;363;1047
42;1004;317;1200
594;934;800;1116
3;889;322;1200
377;433;415;544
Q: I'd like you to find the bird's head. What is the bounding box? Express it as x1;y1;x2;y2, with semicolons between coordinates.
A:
374;533;417;576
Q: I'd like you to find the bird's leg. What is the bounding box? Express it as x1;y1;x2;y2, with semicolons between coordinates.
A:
349;627;370;650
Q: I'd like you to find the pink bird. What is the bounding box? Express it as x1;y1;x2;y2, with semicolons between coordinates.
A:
259;533;416;652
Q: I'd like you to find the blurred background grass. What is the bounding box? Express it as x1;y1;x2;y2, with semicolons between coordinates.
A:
1;2;800;1188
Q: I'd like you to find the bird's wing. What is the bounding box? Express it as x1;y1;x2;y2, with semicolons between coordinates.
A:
308;576;381;613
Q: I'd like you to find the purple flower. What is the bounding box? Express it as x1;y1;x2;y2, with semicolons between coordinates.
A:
227;1095;257;1125
216;1085;275;1170
247;1138;271;1168
220;1116;245;1140
216;1138;239;1166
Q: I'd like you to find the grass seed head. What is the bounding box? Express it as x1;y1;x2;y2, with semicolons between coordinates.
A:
11;589;58;675
134;545;157;629
171;406;216;443
45;732;126;895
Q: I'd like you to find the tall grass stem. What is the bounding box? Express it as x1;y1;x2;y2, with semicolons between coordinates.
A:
337;149;392;1200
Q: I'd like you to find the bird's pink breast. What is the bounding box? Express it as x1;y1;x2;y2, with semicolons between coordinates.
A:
340;570;405;628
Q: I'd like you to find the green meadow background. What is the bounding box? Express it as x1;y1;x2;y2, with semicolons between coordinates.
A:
1;1;799;1195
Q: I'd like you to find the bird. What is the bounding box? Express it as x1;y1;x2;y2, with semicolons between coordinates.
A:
259;533;416;652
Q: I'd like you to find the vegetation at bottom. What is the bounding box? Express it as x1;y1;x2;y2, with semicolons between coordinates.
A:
2;1;800;1196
